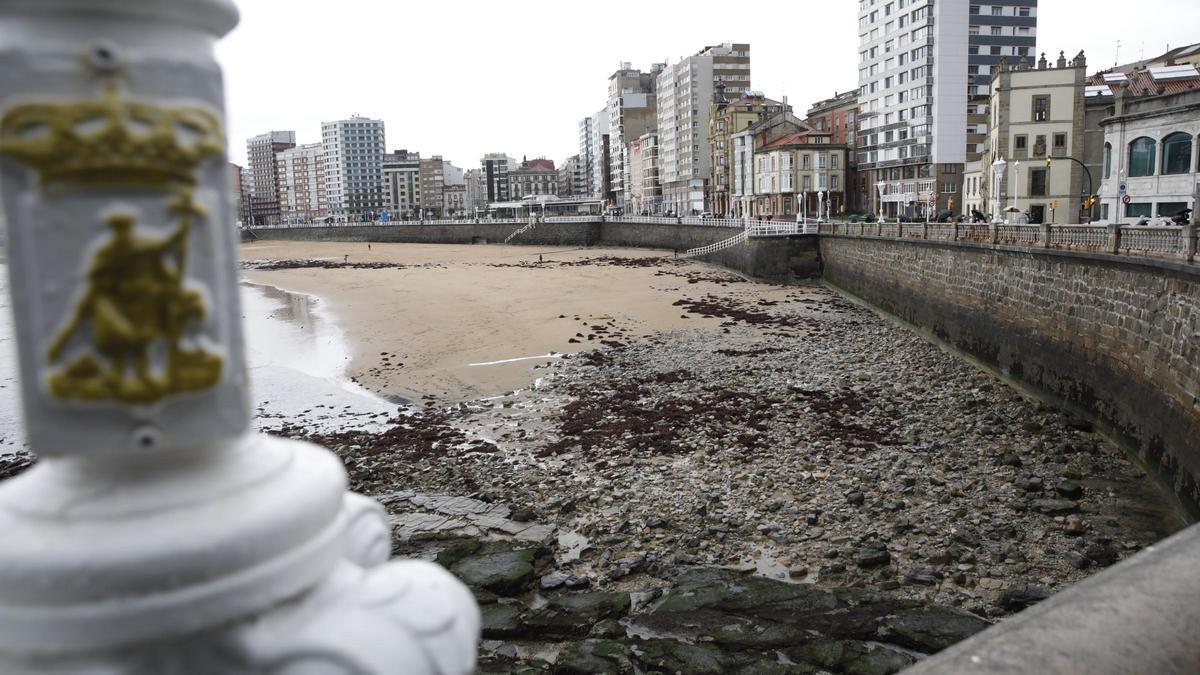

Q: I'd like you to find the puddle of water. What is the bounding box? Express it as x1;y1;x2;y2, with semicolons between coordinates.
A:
558;530;591;563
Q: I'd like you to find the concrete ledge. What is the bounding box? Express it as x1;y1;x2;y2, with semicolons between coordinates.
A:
905;522;1200;674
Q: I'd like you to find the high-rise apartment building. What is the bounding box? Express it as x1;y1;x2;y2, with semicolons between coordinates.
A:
657;43;751;215
442;160;465;187
590;109;611;201
229;162;246;227
275;142;327;223
382;150;422;219
481;153;516;204
419;156;445;217
465;168;485;211
607;63;663;209
558;155;587;197
628;132;661;215
321;116;385;219
578;115;597;198
246;130;295;225
856;0;1036;217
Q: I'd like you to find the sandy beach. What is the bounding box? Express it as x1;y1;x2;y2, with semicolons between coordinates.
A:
240;240;777;402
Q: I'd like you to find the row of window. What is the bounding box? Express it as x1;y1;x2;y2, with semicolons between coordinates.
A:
1106;133;1196;178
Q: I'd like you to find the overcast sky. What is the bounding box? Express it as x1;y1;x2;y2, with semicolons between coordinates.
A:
217;0;1200;170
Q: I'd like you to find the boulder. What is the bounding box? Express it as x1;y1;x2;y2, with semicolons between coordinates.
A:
788;639;916;675
876;605;992;652
448;540;542;596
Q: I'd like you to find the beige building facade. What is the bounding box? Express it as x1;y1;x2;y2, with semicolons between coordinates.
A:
752;130;848;218
983;52;1088;223
709;92;788;216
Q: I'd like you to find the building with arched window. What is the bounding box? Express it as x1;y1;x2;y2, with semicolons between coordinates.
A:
1097;69;1200;222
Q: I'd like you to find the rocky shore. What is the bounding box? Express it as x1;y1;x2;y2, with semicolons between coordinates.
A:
2;249;1179;672
276;274;1175;673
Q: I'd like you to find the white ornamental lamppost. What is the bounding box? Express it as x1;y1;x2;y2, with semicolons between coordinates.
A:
0;1;479;672
992;156;1007;221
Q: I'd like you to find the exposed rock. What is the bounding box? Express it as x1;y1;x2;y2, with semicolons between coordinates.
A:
480;601;523;639
447;541;541;596
522;592;632;639
1056;481;1084;500
552;639;635;675
996;585;1053;612
855;547;892;569
875;605;992;652
1031;499;1079;516
788;639;917;675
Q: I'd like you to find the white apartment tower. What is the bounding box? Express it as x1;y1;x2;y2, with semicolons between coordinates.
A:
578;115;596;198
321;116;386;219
856;0;1037;217
590;109;610;201
656;43;751;215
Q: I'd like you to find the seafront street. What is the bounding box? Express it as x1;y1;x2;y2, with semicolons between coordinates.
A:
231;241;1175;671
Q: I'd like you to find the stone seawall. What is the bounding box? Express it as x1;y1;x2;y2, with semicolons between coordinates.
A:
245;222;820;283
820;235;1200;514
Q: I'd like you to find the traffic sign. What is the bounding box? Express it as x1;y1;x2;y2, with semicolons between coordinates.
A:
1119;182;1127;196
1122;195;1131;205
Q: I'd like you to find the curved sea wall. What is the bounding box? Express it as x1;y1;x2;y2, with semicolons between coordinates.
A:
244;222;821;283
819;234;1200;514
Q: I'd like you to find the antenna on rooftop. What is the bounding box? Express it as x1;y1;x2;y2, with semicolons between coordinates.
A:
1114;40;1121;67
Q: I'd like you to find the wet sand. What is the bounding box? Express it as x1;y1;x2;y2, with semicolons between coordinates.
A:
240;240;772;402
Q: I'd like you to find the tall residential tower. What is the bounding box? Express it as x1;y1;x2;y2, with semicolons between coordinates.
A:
246;130;295;225
657;42;751;215
321;116;385;220
856;0;1036;217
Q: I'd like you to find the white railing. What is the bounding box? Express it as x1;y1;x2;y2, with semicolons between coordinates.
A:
542;216;598;223
959;223;992;242
818;220;1197;263
996;224;1042;246
503;220;537;244
1049;225;1108;251
745;221;819;237
684;230;746;258
1119;226;1183;256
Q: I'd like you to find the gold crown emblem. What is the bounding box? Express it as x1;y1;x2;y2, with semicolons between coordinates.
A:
0;83;224;188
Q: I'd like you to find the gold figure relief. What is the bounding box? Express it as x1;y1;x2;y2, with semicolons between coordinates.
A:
0;77;226;404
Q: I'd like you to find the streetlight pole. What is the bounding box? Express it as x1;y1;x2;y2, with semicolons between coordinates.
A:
1013;159;1021;222
992;156;1007;221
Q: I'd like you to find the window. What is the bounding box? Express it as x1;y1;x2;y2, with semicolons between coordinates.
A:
990;26;1002;36
1029;168;1047;196
1126;202;1152;217
1032;95;1049;122
1103;142;1112;178
1161;132;1192;175
1158;202;1188;217
1053;133;1066;150
1128;137;1156;177
1014;135;1027;151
